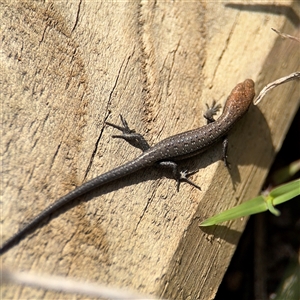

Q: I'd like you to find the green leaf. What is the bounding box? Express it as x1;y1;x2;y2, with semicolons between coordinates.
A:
200;179;300;226
270;179;300;205
272;159;300;185
200;196;266;226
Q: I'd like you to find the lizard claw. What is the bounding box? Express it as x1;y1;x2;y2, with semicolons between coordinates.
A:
106;115;136;135
177;170;201;191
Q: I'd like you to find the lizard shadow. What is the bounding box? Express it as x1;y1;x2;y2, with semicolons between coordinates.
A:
225;103;274;188
197;104;275;245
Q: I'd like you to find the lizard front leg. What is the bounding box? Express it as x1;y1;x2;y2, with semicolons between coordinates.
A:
106;115;150;152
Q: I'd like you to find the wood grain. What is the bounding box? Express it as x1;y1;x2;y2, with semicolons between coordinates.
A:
1;1;299;299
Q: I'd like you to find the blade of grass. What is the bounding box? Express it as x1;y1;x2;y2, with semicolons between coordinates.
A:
200;196;266;226
270;179;300;204
200;179;300;226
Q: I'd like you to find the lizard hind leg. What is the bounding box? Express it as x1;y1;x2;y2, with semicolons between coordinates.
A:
106;115;150;152
222;137;230;168
178;170;202;191
158;161;201;192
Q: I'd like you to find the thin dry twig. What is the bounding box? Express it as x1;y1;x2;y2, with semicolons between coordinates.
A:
271;28;300;43
1;267;162;300
254;72;300;105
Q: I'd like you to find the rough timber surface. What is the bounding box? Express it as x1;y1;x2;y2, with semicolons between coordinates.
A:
1;1;299;299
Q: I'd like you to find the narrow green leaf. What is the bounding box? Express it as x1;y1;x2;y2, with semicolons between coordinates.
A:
200;196;267;226
272;160;300;185
271;179;300;205
200;179;300;227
